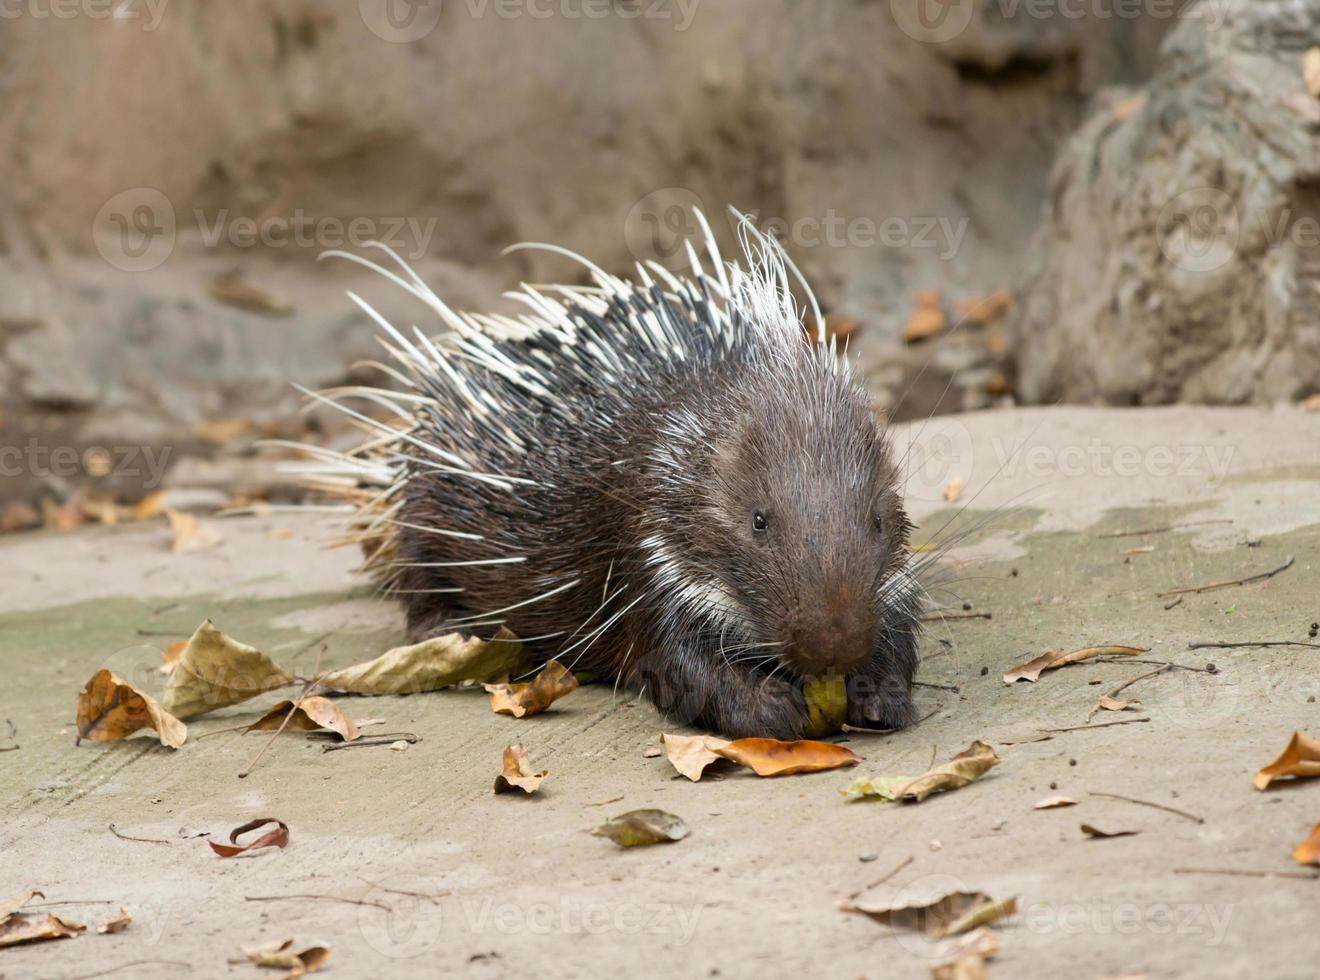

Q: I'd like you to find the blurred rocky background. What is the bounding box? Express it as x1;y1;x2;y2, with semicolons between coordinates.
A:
0;0;1317;522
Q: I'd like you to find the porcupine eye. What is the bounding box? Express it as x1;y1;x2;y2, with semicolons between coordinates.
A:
752;511;769;533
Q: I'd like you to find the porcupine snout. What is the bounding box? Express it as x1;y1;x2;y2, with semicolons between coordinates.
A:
784;582;878;677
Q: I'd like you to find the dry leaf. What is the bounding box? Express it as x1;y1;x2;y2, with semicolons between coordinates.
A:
493;744;547;795
320;627;526;695
0;890;43;922
931;954;988;980
903;290;945;343
840;773;919;802
246;696;359;742
167;508;224;553
1033;796;1077;809
840;887;1015;939
76;669;187;749
162;621;294;719
660;732;730;782
1087;694;1141;721
97;907;132;934
933;926;1000;979
1003;645;1144;684
42;498;83;530
208;818;289;858
0;912;85;948
953;289;1013;326
642;745;662;758
130;490;169;521
1304;47;1320;100
209;273;293;316
484;659;579;718
862;740;1000;803
1254;731;1320;790
803;675;849;737
1301;393;1320;412
662;732;860;780
268;528;294;541
159;640;187;675
238;939;331;979
1293;822;1320;866
1081;824;1139;840
592;809;689;847
942;478;965;503
193;418;252;445
0;500;40;534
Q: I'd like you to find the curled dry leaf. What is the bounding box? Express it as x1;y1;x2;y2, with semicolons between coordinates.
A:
1081;824;1139;840
1253;731;1320;790
0;890;44;921
592;809;689;847
840;886;1016;940
76;669;187;749
847;740;999;804
1294;822;1320;867
238;939;331;979
484;659;578;718
162;621;294;720
320;627;526;696
1087;694;1141;722
953;289;1013;326
246;696;359;742
167;508;224;553
1033;796;1077;809
803;675;848;737
1003;645;1145;684
208;818;290;858
159;640;187;675
932;926;1000;980
0;912;85;948
493;744;548;795
130;490;169;522
208;273;294;317
661;732;861;781
97;907;132;934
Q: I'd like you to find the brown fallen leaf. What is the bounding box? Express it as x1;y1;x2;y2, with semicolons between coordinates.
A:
592;809;689;847
246;696;359;742
661;732;861;781
193;418;252;446
953;289;1013;326
1033;796;1077;809
159;640;187;675
642;745;662;758
931;953;988;980
493;744;547;795
1087;694;1141;722
941;478;965;503
903;290;945;343
0;890;44;922
840;886;1016;940
1302;393;1320;412
162;621;295;719
1294;822;1320;866
1081;824;1139;840
209;273;294;317
840;773;919;802
0;912;86;948
237;939;330;979
1003;645;1145;684
803;675;848;737
97;907;132;934
1254;731;1320;790
1305;47;1320;100
42;497;84;531
881;740;1000;803
932;926;1000;980
0;500;40;534
209;818;290;858
320;627;527;696
76;669;187;749
167;508;224;553
130;490;170;521
484;659;579;718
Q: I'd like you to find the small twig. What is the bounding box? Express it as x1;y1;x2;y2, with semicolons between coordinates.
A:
1108;665;1173;699
108;823;171;845
1094;658;1217;674
321;733;420;752
1155;556;1295;598
28;900;116;908
848;855;914;900
920;611;992;621
1089;791;1204;824
584;795;625;807
239;682;311;778
1163;596;1184;611
358;878;450;903
913;681;960;692
841;723;896;734
134;628;189;637
1101;519;1233;539
1174;867;1318;881
1039;718;1151;734
56;961;193;980
0;745;18;752
244;893;392;911
1187;640;1320;651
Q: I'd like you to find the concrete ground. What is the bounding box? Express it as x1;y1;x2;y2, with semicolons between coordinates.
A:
2;405;1318;979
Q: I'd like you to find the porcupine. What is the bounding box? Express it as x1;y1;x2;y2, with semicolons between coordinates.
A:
299;211;922;739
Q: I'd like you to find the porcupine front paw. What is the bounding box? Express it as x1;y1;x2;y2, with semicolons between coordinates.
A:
715;673;812;740
845;664;918;730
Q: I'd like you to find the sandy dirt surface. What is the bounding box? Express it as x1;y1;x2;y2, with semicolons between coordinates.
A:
2;406;1318;979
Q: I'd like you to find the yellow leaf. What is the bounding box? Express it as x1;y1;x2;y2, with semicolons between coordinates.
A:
321;628;526;695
